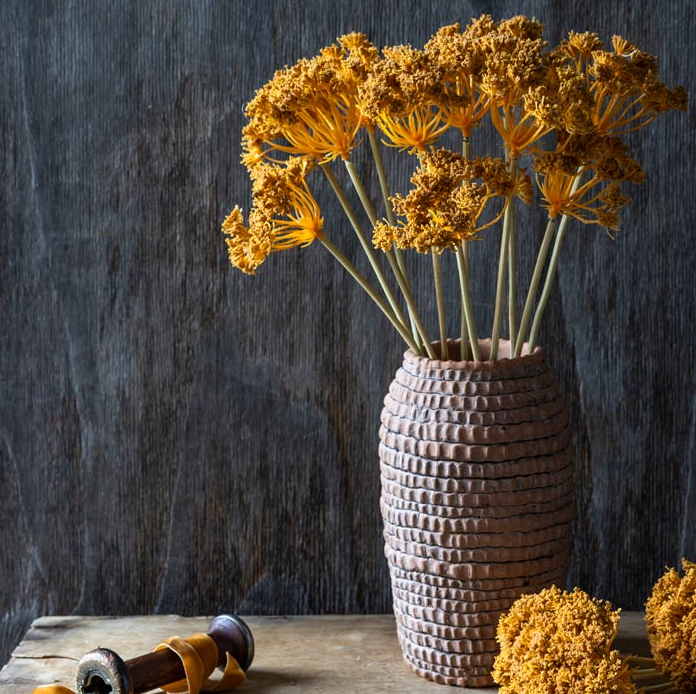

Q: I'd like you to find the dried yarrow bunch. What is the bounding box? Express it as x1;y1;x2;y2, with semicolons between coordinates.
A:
492;585;688;694
492;586;635;694
223;16;686;361
492;565;696;694
646;560;696;694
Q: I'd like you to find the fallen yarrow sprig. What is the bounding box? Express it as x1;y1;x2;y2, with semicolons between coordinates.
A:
491;561;696;694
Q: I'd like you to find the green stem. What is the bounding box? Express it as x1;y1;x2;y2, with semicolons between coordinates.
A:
507;160;519;350
459;133;472;360
462;135;471;159
460;243;470;360
386;249;436;359
625;657;657;666
637;684;676;694
525;171;584;354
432;250;448;359
367;129;421;350
320;238;419;352
344;159;379;226
456;245;481;361
368;128;397;227
320;163;411;340
344;156;435;357
513;217;558;357
526;213;572;354
632;671;667;682
490;159;517;362
508;204;517;350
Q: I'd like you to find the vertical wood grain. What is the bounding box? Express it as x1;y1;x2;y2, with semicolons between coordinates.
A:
0;0;694;667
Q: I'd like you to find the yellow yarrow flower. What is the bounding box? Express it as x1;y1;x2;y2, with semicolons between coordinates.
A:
424;21;492;138
222;158;324;274
493;586;635;694
242;34;379;166
478;16;552;156
375;148;525;253
549;30;688;137
646;559;696;694
534;134;641;231
359;44;449;154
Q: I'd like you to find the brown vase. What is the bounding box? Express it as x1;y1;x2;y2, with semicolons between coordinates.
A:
380;338;574;687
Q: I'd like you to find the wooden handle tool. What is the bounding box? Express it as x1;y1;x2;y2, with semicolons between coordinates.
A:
75;615;254;694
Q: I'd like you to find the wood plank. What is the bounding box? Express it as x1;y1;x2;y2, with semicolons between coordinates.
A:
0;614;652;694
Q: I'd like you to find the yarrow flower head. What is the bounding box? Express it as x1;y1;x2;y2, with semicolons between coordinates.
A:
476;16;554;156
645;559;696;694
242;33;379;167
549;32;688;137
533;133;642;232
424;18;493;138
222;157;323;274
359;45;449;153
374;148;528;253
492;586;635;694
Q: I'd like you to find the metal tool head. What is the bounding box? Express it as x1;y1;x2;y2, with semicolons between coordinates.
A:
207;614;255;671
76;648;132;694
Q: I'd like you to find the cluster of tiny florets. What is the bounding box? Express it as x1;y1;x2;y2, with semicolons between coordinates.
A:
646;560;696;694
223;157;323;274
373;148;528;254
492;586;635;694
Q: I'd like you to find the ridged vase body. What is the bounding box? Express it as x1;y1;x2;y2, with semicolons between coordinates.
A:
379;339;574;687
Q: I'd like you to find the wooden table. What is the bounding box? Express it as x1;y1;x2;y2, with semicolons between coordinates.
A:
0;614;651;694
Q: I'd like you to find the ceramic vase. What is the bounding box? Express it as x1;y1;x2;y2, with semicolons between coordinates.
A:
379;338;574;687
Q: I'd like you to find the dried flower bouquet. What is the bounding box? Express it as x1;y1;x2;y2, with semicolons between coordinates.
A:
222;15;686;362
492;560;696;694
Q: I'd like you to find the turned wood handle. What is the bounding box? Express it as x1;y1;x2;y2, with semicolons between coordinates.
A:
76;615;254;694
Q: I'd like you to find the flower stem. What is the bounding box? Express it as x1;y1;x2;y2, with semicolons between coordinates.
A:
456;244;480;361
507;160;519;349
526;172;583;353
490;154;517;361
495;156;517;356
513;216;558;357
367;128;397;227
344;159;379;226
320;237;419;353
632;671;666;682
459;133;472;360
343;156;434;358
526;212;572;354
432;250;448;359
386;249;436;359
460;243;470;360
637;684;676;694
320;162;412;342
625;657;657;667
367;128;422;350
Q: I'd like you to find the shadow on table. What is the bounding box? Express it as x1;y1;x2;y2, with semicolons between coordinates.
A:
243;669;319;691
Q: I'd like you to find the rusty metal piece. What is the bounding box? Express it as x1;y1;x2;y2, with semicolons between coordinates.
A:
75;615;254;694
77;648;131;694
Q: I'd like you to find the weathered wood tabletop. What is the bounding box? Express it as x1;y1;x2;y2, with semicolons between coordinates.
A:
0;614;650;694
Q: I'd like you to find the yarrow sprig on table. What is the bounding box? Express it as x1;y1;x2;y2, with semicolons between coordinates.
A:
492;586;636;694
491;561;696;694
223;15;686;362
646;560;696;694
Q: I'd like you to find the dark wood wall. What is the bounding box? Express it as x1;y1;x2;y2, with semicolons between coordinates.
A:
1;0;694;667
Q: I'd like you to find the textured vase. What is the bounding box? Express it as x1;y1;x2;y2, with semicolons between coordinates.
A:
379;338;574;687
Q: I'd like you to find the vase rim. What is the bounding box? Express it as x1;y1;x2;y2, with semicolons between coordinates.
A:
404;338;546;370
